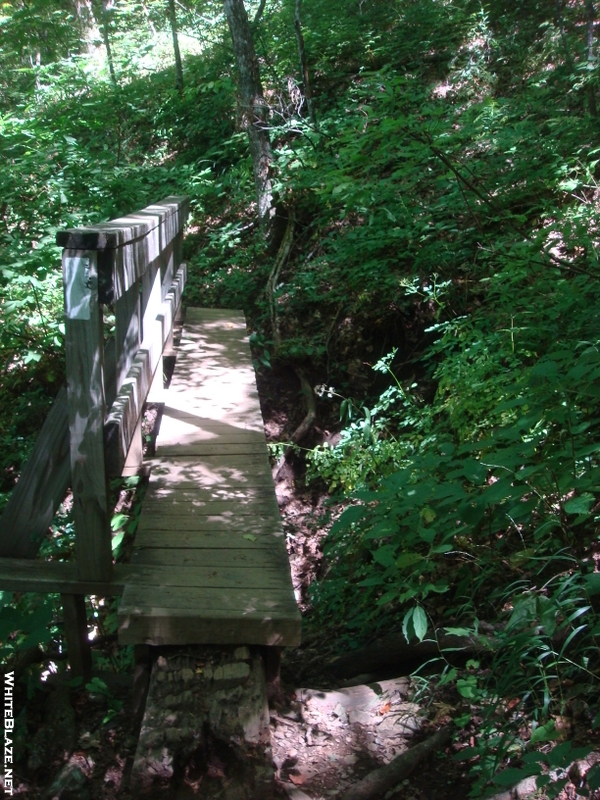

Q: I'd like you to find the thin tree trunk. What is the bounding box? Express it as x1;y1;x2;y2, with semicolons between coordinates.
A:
92;0;117;84
554;0;573;69
223;0;274;236
587;0;598;117
168;0;184;92
143;0;157;35
294;0;316;127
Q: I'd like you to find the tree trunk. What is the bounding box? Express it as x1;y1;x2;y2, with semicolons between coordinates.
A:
587;0;598;117
329;630;496;679
72;0;97;54
167;0;184;92
294;0;316;127
223;0;274;236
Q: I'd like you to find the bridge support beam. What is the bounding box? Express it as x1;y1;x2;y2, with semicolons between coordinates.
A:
61;593;92;681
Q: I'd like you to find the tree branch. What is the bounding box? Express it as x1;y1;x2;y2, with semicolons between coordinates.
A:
252;0;267;27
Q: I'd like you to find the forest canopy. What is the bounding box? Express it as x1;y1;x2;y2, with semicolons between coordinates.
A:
3;0;600;795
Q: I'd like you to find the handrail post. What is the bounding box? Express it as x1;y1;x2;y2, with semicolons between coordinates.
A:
62;248;113;582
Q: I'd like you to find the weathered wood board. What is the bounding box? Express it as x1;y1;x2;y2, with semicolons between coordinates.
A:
118;308;301;647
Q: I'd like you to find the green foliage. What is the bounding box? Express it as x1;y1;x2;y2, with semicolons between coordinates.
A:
0;592;58;665
3;0;600;792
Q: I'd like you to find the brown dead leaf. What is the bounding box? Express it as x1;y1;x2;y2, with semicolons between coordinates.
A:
289;773;306;786
379;702;391;715
432;703;456;724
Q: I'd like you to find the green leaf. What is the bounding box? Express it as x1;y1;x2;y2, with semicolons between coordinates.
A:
420;506;436;524
462;459;487;484
586;763;600;790
111;513;128;531
584;573;600;595
419;528;436;543
402;607;414;643
402;605;428;643
493;768;531;786
530;720;557;743
372;545;397;567
412;606;428;642
563;494;594;515
377;589;399;606
444;627;475;637
396;552;424;568
456;676;478;699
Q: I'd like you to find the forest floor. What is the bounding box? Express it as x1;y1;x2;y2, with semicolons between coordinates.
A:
7;363;597;800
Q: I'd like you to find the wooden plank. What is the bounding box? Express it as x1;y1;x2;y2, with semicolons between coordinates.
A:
157;262;186;354
135;530;284;547
148;474;275;491
0;559;295;595
130;547;289;568
156;418;267;449
136;510;282;529
143;480;277;498
104;265;187;476
157;409;264;430
146;458;273;487
120;584;298;612
104;349;152;477
115;279;141;393
125;564;291;590
156;442;268;457
141;259;162;375
104;336;117;408
0;558;127;594
140;499;280;517
159;237;175;302
122;416;143;476
162;292;183;359
118;586;301;646
172;228;184;289
0;387;70;558
149;452;272;470
119;612;301;647
62;249;112;582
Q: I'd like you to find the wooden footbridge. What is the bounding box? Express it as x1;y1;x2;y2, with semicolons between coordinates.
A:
0;196;300;677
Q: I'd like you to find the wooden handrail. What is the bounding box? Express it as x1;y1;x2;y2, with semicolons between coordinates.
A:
0;195;190;583
57;195;189;303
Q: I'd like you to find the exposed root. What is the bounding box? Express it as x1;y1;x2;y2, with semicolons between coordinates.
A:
342;724;453;800
273;367;316;482
267;207;296;354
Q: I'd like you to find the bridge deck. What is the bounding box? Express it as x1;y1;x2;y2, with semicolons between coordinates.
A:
117;308;301;646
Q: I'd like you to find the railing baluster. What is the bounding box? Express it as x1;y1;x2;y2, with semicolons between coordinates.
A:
62;249;113;583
